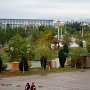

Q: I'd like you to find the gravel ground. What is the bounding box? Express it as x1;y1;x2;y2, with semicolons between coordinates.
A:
0;70;90;90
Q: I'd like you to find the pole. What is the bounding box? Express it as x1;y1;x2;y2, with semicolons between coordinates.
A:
58;27;59;40
57;21;60;54
4;23;7;35
17;26;18;33
65;25;66;34
61;27;62;39
23;60;24;74
82;27;83;38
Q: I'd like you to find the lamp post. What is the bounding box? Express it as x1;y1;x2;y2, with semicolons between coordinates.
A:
57;21;60;40
56;20;63;53
56;21;60;54
21;51;25;74
80;22;87;48
56;21;64;39
80;22;84;38
22;57;24;74
4;23;7;47
80;22;86;38
60;22;64;39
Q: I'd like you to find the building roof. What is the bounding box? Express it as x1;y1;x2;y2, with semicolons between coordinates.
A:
0;18;53;21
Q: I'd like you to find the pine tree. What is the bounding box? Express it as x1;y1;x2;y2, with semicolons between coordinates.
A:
63;43;69;54
58;49;66;68
79;41;83;48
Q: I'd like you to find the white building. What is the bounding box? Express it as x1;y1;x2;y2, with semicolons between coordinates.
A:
0;18;54;28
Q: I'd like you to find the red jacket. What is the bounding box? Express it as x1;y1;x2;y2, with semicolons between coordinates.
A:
31;85;36;90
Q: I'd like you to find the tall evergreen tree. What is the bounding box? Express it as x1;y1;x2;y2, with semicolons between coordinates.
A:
63;43;69;54
58;49;66;68
79;41;83;48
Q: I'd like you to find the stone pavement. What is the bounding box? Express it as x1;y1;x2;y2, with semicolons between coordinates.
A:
0;70;90;90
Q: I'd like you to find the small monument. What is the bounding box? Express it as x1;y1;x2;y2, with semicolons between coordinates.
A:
82;40;86;47
69;37;79;48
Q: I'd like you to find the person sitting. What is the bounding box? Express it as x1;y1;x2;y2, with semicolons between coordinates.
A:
31;82;36;90
25;83;30;90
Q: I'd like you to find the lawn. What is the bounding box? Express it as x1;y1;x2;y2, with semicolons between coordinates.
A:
0;67;83;78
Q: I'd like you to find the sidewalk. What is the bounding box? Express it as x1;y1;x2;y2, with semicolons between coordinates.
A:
0;70;90;90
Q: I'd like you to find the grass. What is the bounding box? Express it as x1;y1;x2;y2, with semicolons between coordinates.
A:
0;66;84;78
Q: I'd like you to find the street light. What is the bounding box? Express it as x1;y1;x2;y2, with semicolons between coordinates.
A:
56;20;64;40
60;22;64;39
80;22;87;48
80;22;86;38
80;22;84;38
56;21;60;40
55;20;64;53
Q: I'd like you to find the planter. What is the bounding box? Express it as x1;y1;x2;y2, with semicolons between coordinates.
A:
12;62;19;71
65;59;71;66
9;62;19;71
50;60;56;68
6;63;12;70
55;58;60;68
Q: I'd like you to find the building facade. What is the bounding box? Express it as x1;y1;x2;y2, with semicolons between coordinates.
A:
0;18;54;28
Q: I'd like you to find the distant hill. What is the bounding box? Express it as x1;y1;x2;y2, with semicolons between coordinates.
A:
60;17;90;24
83;18;90;23
84;18;90;23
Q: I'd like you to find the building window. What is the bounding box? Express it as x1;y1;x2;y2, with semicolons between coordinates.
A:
3;20;6;24
10;20;12;24
12;20;15;24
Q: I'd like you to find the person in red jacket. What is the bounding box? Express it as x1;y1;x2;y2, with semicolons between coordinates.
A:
31;82;36;90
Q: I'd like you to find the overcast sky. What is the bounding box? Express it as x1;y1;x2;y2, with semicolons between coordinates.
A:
0;0;90;20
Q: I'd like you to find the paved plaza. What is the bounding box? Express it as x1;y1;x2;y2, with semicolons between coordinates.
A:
0;70;90;90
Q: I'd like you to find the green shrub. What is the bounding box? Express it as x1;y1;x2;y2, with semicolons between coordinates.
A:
2;64;7;71
59;49;66;68
87;45;90;53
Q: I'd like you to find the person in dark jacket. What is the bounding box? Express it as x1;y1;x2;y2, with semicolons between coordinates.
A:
25;83;30;90
31;82;36;90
